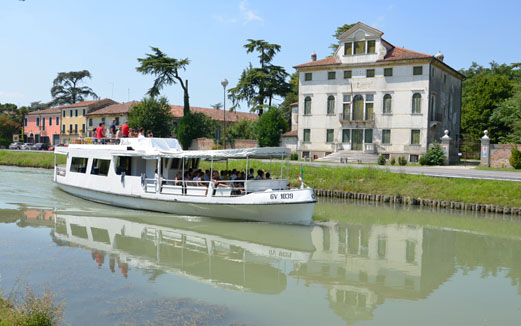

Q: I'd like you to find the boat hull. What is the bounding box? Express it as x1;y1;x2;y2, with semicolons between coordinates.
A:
56;183;316;225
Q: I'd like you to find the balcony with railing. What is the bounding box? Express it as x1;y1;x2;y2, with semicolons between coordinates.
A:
338;112;375;126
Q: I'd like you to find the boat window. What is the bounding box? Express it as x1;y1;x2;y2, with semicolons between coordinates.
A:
70;157;88;173
190;158;200;169
170;158;181;169
91;159;111;176
115;156;132;175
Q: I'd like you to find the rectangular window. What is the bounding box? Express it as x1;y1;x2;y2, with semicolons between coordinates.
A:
367;40;376;54
364;129;373;144
62;111;65;118
36;118;40;126
89;118;92;127
101;117;105;122
91;159;111;176
70;157;88;173
82;124;85;133
115;156;132;175
343;70;352;79
413;66;423;75
410;154;419;163
303;129;310;142
304;72;312;81
366;69;375;78
75;109;78;117
377;238;386;258
365;103;374;120
342;129;350;143
56;117;59;125
411;130;420;145
382;129;391;144
62;125;65;133
42;118;46;130
69;110;72;118
344;42;352;55
354;41;366;54
74;124;78;134
406;240;417;264
68;124;72;133
328;71;336;80
82;109;86;116
49;117;52;126
24;118;27;126
115;117;119;125
326;129;334;143
384;68;393;77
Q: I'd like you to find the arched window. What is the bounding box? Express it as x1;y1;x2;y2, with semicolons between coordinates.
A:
327;95;335;115
352;95;364;120
412;93;421;114
304;96;312;115
383;94;392;114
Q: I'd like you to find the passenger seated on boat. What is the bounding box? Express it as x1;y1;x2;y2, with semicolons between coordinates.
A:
203;170;211;182
174;172;182;186
212;171;230;188
265;172;271;180
255;170;265;180
230;169;238;180
247;168;255;179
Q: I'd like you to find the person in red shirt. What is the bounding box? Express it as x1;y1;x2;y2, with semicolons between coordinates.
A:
96;123;105;143
121;122;129;138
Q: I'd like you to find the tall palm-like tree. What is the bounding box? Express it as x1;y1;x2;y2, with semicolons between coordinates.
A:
136;47;191;116
50;70;98;105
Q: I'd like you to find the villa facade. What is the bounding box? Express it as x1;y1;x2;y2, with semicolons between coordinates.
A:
24;107;62;144
293;22;464;163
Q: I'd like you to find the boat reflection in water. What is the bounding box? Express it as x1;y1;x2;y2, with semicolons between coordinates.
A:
14;208;517;325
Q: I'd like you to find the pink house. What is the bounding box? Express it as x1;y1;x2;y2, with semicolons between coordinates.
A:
25;107;62;144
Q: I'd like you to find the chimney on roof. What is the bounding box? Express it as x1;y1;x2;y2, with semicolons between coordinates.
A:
311;51;317;62
434;51;444;62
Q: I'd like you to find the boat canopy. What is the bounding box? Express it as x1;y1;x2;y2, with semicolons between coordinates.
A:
55;137;290;160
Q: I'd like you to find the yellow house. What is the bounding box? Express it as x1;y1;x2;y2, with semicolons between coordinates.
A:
60;99;116;143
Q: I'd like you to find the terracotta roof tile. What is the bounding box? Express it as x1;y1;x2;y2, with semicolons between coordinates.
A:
85;101;138;116
170;105;258;122
377;46;432;62
26;107;62;115
59;98;117;109
282;129;298;137
293;56;339;68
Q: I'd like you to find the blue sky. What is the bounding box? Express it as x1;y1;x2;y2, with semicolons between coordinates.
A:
1;0;520;110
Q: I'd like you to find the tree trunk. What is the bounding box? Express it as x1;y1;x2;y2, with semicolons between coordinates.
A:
183;80;190;116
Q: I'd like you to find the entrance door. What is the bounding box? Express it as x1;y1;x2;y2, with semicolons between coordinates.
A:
352;129;363;151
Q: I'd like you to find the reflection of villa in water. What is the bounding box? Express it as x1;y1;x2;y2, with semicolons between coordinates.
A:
23;211;517;325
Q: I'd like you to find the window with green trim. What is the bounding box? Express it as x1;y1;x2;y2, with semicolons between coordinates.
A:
366;69;375;78
354;41;366;54
367;40;376;53
328;71;336;80
304;72;312;81
411;130;420;145
384;68;393;77
344;42;352;55
413;66;423;75
303;129;310;142
326;129;334;143
344;70;352;79
382;129;391;144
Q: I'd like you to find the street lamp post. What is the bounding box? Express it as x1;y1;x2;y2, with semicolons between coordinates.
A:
221;78;228;149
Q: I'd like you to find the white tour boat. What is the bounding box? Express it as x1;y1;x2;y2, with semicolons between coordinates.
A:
53;138;316;224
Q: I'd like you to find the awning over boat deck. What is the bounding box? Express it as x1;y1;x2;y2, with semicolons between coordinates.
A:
112;147;291;160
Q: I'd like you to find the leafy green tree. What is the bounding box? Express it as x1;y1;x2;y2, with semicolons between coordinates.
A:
279;71;299;123
329;23;355;54
255;106;288;147
0;115;20;147
50;70;98;105
229;40;291;115
490;86;521;143
225;118;257;146
128;97;173;137
177;112;219;149
136;47;191;116
510;145;521;169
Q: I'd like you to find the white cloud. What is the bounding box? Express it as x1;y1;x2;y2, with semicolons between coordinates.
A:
239;0;263;23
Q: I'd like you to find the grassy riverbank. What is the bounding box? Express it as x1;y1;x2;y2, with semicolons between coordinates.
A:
0;150;66;168
202;160;521;207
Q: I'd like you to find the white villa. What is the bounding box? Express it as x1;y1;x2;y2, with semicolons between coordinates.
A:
293;22;464;163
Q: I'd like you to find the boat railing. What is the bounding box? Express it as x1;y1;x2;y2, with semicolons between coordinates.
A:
69;137;121;145
143;178;288;197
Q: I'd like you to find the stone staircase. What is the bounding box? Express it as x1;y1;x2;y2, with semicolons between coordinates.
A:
316;150;379;163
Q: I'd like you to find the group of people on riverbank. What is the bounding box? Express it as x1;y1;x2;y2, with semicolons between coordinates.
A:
92;120;153;143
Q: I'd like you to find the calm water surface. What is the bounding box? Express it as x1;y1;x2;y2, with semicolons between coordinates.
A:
1;165;520;325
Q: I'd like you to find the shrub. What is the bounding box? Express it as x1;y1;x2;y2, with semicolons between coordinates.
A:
420;142;445;166
0;287;64;326
290;153;298;160
390;157;396;165
255;107;288;147
398;156;407;166
510;145;521;169
378;155;386;165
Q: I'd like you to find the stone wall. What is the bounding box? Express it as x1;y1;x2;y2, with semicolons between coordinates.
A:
490;144;521;168
232;139;257;149
189;137;215;150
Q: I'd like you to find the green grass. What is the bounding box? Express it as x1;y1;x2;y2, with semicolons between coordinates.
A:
0;150;66;169
475;166;521;172
201;159;521;207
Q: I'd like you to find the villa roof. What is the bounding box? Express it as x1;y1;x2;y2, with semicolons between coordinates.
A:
85;101;138;116
57;98;117;109
26;107;62;115
170;105;258;122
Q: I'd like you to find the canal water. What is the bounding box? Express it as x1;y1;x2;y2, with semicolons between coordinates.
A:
1;165;520;325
